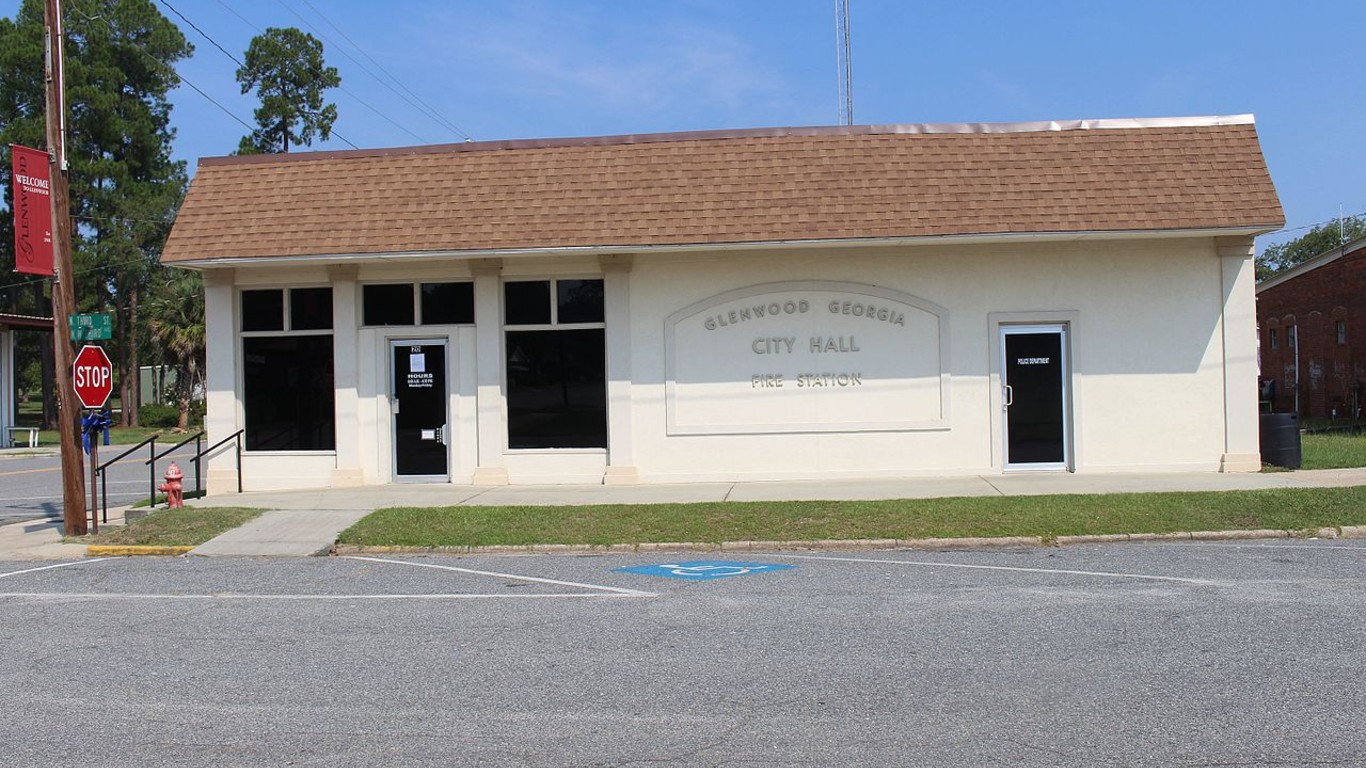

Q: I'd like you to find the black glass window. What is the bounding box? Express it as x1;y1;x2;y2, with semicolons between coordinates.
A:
421;282;474;325
363;284;415;326
505;329;606;449
243;336;336;451
557;279;604;324
290;287;333;331
505;281;552;325
241;290;283;332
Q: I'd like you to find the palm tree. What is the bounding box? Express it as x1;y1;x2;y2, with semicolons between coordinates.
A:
144;270;205;430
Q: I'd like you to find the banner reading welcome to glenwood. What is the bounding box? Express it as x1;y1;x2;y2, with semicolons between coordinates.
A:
10;145;54;276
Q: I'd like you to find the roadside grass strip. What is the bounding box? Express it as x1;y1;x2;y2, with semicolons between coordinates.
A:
336;486;1366;549
74;507;263;548
1300;432;1366;470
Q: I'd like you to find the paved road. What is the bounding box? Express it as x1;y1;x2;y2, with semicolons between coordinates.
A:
2;541;1363;766
0;447;202;523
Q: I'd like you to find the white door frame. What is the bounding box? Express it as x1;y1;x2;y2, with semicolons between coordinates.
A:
389;337;451;483
994;318;1077;472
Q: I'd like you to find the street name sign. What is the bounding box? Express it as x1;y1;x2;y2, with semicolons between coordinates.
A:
69;312;112;341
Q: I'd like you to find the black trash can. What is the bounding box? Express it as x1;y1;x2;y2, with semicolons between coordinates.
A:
1260;412;1302;469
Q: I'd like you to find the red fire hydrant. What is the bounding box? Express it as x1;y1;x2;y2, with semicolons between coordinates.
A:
159;462;185;509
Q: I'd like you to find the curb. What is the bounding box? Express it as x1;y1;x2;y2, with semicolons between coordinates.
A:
87;545;195;557
331;526;1360;557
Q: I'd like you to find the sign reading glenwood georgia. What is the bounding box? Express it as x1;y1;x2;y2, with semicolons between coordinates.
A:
9;144;54;277
664;281;951;435
72;344;114;409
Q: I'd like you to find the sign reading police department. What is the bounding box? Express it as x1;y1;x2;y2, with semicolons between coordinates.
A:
665;281;950;435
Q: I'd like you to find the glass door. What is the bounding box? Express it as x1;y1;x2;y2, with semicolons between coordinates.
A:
1001;325;1070;470
392;341;448;480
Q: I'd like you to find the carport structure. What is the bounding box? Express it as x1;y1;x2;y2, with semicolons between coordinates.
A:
0;312;53;447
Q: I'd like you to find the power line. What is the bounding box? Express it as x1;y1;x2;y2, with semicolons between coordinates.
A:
296;0;472;141
153;0;360;150
0;252;172;295
272;0;451;144
213;0;262;35
73;7;353;150
209;0;425;146
158;0;242;67
1265;209;1366;242
73;213;176;227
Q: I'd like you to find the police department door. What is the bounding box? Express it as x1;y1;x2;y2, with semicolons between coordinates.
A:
392;341;448;480
1001;325;1070;470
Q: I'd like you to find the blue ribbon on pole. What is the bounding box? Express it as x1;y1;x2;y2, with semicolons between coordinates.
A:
81;411;113;455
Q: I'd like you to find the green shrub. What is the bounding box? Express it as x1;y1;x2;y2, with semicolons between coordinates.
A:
139;403;180;428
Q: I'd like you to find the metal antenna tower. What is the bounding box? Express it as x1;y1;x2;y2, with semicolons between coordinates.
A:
835;0;853;125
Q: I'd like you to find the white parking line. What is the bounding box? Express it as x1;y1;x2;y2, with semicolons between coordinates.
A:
343;555;657;597
765;553;1224;585
0;592;643;601
0;558;110;580
0;556;655;601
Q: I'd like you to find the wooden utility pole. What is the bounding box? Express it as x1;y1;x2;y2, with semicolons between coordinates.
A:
45;0;86;535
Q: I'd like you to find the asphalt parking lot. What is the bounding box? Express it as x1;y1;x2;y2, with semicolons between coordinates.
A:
2;541;1364;767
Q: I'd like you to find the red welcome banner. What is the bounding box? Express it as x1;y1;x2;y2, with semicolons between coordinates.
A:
11;144;54;276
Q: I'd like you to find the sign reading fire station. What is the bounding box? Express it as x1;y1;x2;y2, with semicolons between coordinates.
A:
664;281;951;435
72;344;114;409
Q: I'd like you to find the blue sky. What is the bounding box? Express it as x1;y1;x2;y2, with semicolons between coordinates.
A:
9;0;1366;252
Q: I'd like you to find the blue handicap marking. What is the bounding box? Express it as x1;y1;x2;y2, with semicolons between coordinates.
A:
615;560;796;581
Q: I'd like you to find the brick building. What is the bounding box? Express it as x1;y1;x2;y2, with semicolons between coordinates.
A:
1256;235;1366;418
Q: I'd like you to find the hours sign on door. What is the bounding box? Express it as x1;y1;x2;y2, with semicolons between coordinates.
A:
72;344;114;409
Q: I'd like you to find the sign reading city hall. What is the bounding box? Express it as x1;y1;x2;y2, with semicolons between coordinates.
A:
665;281;950;435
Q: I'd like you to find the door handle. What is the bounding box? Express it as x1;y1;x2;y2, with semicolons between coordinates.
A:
1003;385;1013;408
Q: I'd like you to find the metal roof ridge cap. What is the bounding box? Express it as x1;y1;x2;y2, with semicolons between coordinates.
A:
194;114;1260;168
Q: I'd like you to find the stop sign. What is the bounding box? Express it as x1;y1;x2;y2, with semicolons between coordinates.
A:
72;344;114;409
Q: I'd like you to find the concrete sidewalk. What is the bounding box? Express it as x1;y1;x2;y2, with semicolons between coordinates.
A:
188;509;374;557
3;467;1366;560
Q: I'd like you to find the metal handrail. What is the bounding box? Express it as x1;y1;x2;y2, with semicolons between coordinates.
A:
145;430;205;506
95;433;160;524
192;429;245;494
146;430;205;463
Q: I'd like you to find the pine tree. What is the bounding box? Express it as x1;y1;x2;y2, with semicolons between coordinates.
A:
235;27;340;154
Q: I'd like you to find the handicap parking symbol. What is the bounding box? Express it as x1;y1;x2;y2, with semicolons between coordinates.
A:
615;560;796;581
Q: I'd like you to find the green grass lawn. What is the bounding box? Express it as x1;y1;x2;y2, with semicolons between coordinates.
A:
76;507;263;547
1300;432;1366;469
31;426;172;447
337;486;1366;549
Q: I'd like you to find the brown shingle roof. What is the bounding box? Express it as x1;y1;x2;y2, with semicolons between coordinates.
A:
161;118;1284;264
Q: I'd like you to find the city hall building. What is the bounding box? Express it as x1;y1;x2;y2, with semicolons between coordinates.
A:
161;116;1284;492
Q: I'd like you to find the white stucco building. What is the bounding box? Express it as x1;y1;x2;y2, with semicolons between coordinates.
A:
161;117;1284;492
